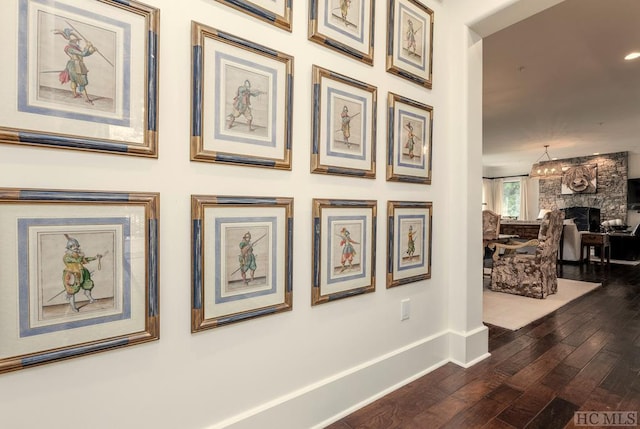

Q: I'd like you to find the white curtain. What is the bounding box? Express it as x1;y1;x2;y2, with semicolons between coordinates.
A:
482;179;494;212
492;178;504;216
519;177;529;220
483;177;535;219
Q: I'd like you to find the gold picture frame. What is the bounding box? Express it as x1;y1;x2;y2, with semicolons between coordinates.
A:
386;0;434;88
192;195;293;330
215;0;292;32
0;188;159;374
311;65;377;178
387;200;432;288
387;92;433;184
0;0;160;157
308;0;375;65
312;198;377;305
190;22;294;170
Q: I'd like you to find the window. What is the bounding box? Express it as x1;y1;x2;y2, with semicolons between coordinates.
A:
502;180;521;218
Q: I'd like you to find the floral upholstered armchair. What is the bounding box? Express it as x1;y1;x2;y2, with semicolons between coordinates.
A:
489;210;564;299
482;210;501;275
482;210;501;246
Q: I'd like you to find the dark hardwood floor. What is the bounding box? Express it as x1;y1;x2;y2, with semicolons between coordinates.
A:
327;263;640;428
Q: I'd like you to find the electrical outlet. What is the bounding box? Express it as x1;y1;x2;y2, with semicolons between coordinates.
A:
400;299;410;321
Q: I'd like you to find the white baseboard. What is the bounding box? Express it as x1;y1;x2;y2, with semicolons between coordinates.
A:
449;325;490;368
207;328;489;429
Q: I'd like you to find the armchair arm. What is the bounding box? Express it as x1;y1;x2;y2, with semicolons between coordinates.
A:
489;239;539;261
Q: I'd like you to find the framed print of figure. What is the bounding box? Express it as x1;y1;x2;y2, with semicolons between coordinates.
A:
192;195;293;331
191;22;294;170
0;0;159;157
386;0;434;88
215;0;293;32
308;0;375;65
311;65;377;178
312;198;376;305
387;92;433;184
387;200;432;288
0;188;159;374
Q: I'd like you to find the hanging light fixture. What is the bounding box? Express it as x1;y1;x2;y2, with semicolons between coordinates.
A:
529;145;562;178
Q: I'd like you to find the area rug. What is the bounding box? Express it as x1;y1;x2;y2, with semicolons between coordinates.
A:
483;278;601;330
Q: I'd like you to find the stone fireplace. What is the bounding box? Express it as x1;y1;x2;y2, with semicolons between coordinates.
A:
538;152;628;224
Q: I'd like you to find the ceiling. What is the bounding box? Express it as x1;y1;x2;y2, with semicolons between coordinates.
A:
482;0;640;177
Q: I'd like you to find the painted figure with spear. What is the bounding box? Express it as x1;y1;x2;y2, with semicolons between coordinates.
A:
338;105;360;148
405;18;421;57
404;121;417;159
406;225;417;259
237;231;265;284
53;22;108;105
339;0;351;25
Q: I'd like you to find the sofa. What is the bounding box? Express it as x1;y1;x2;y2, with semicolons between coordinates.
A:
561;219;583;262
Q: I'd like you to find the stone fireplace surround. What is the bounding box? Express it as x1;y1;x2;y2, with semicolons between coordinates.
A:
538;152;628;225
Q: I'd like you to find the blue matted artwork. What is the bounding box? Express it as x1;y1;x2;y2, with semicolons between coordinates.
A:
214;52;278;147
17;217;132;337
214;216;278;303
396;214;426;271
396;108;426;170
326;87;367;160
18;0;132;126
191;23;293;170
396;3;427;71
191;195;293;331
386;200;431;288
323;0;365;42
326;215;367;284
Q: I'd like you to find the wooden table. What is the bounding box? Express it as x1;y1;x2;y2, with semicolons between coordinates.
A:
499;222;541;240
581;233;610;265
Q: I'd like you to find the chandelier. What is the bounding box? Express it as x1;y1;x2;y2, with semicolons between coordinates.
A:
529;145;562;178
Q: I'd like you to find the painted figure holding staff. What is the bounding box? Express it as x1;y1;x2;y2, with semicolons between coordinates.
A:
337;227;359;272
406;225;417;259
236;231;269;284
60;234;103;312
54;21;113;105
340;0;351;24
404;122;417;159
338;105;360;149
406;18;420;56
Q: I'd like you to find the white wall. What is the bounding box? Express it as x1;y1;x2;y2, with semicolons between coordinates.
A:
0;1;561;428
629;152;640;178
628;153;640;227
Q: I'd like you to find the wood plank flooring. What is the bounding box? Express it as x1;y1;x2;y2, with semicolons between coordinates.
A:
327;263;640;428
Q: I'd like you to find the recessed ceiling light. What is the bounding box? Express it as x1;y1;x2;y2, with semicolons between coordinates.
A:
624;52;640;60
